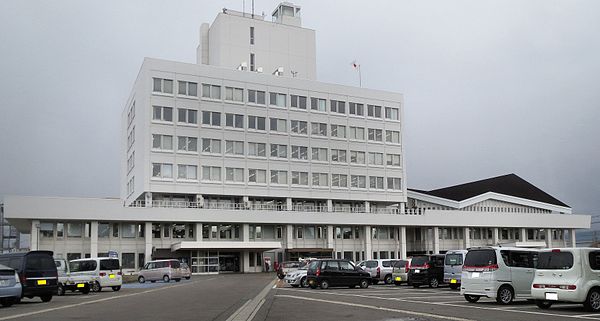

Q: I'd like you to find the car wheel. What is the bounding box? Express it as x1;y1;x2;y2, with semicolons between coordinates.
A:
57;284;65;296
320;279;330;289
185;277;191;280
81;285;90;295
394;281;402;286
496;285;514;305
359;279;369;289
429;278;439;288
175;278;181;282
40;295;52;303
92;281;101;292
300;277;308;288
464;294;480;303
384;275;393;285
535;300;553;309
0;298;14;307
150;280;156;283
112;286;121;292
138;276;146;283
163;275;170;283
584;288;600;312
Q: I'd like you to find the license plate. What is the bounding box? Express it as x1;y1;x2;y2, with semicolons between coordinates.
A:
545;292;558;301
451;279;457;284
414;269;420;273
395;277;401;281
37;279;47;285
471;272;480;278
109;274;115;279
76;283;85;288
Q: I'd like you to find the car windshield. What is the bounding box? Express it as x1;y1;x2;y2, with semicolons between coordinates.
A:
537;251;573;270
445;254;463;265
464;250;497;267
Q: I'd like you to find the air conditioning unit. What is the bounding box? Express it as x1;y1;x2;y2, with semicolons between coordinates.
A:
272;67;284;76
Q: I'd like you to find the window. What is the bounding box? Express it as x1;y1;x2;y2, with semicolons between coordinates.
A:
367;104;382;118
248;115;266;130
276;226;283;239
342;227;352;239
202;111;221;126
250;53;255;71
250;26;255;44
368;152;384;165
349;102;364;116
368;128;383;141
291;171;309;185
178;108;197;124
127;152;135;172
202;84;221;99
290;95;307;109
152;163;173;179
291;145;308;160
127;127;135;149
153;78;173;94
310;97;326;112
152;106;173;122
386;154;401;166
152;134;173;150
311;147;328;162
113;223;119;237
349;126;365;140
269;92;286;107
127;177;134;195
202;138;221;153
312;173;328;187
269;118;287;132
225;87;244;102
67;253;81;261
225;140;244;155
330;124;346;138
202;166;221;181
385;107;399;120
67;223;82;238
225;167;244;182
177;164;197;180
98;223;110;238
248;169;267;183
591;252;600;270
387;177;402;190
369;176;384;189
386;130;401;144
350;151;365;164
290;120;307;135
270;144;287;158
122;224;136;238
332;174;348;188
177;136;197;152
270;170;288;184
248;142;266;157
330;100;346;114
351;175;366;188
331;149;347;163
311;122;327;136
296;226;303;239
56;223;64;237
248;90;265;104
178;81;198;97
40;223;53;238
225;113;244;128
127;101;135;127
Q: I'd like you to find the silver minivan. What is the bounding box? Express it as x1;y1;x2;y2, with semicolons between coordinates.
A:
138;259;182;283
444;250;468;290
358;259;399;284
461;247;538;304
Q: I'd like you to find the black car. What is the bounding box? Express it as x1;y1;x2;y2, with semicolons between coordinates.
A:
306;259;371;289
408;254;445;288
0;251;58;302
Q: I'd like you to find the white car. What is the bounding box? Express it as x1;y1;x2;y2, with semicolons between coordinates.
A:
69;257;122;292
54;258;93;295
284;266;309;288
532;248;600;311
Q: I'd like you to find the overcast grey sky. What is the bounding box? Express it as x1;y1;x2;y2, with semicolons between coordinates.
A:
0;0;598;215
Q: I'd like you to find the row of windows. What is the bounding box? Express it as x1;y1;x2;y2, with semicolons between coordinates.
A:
151;163;402;190
152;78;400;120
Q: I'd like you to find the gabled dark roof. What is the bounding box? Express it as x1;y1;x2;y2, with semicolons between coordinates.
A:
408;174;569;208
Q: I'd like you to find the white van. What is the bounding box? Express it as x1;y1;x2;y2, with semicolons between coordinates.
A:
532;248;600;311
444;250;468;290
138;259;182;283
69;257;122;292
461;247;538;304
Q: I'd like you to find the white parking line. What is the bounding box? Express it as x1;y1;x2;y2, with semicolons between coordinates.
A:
275;294;476;321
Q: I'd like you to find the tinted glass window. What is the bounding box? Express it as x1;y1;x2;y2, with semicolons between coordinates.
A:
393;260;408;268
70;260;97;272
501;251;534;268
590;252;600;270
434;256;445;267
99;259;120;270
464;250;497;266
307;261;319;272
365;261;378;268
445;254;463;265
538;252;574;270
325;261;339;271
26;254;55;271
0;257;22;270
171;261;180;268
339;261;355;271
382;260;394;267
411;256;429;266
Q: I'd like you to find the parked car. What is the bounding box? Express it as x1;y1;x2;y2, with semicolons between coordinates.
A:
0;264;21;307
54;258;92;295
138;259;182;283
392;259;412;285
444;250;468;290
408;254;445;288
461;247;539;304
180;262;192;280
277;261;301;279
69;257;122;292
0;251;58;302
357;259;399;284
284;261;310;288
531;248;600;311
307;259;371;289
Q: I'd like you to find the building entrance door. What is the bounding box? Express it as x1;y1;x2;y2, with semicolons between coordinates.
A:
219;252;240;272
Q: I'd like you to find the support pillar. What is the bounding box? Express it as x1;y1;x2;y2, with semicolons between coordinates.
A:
242;196;249;209
546;228;553;248
492;228;499;245
463;227;470;249
30;220;40;251
243;224;250;242
242;251;250;273
364;226;372;260
286;197;293;211
286;224;294;249
364;201;370;213
144;222;152;263
563;229;568;247
570;228;577;248
520;228;527;242
145;192;153;208
327;199;333;212
400;202;406;214
432;227;440;254
326;225;334;250
399;226;407;259
90;221;98;258
195;223;203;241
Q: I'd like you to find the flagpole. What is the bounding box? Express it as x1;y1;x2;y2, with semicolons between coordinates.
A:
358;65;362;88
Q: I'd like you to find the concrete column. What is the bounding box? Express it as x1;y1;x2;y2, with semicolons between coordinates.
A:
286;197;293;211
400;202;406;214
463;227;470;249
243;224;250;242
570;229;577;248
145;192;153;208
326;225;334;249
546;229;553;248
520;228;527;242
364;201;370;213
364;226;372;260
144;222;152;263
90;221;98;258
327;199;333;212
492;228;499;245
563;229;568;247
432;227;440;254
399;226;407;259
30;220;40;251
242;251;250;273
286;224;294;249
195;223;203;241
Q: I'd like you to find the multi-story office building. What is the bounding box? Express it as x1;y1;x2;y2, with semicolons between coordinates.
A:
1;3;590;274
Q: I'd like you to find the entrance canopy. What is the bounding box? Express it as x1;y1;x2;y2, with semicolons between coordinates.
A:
171;241;282;252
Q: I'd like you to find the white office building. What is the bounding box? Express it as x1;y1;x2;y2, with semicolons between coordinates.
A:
1;3;590;273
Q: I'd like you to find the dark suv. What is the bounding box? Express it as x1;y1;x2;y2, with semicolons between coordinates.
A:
0;251;58;302
408;254;445;288
307;259;371;289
